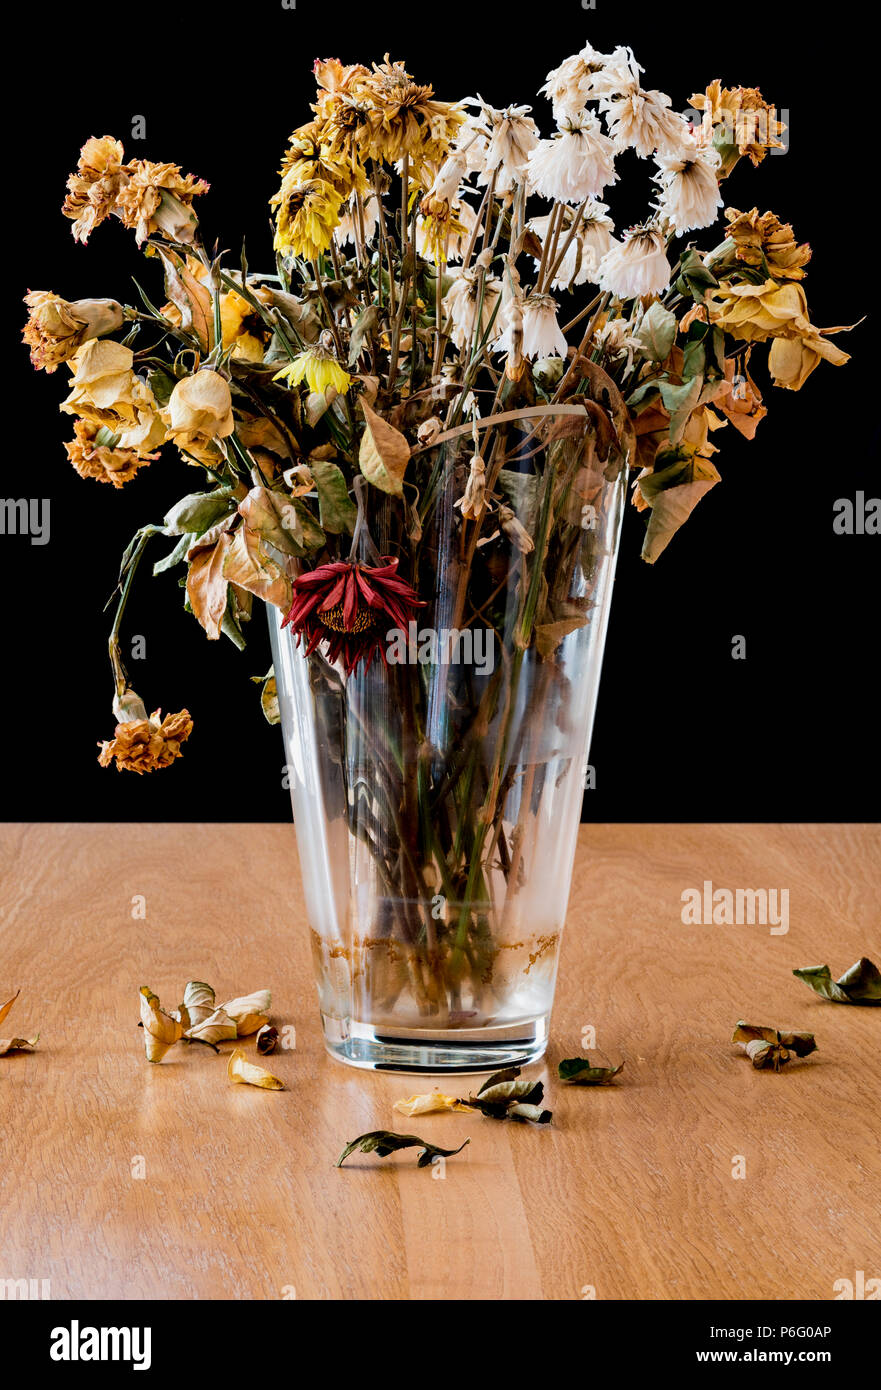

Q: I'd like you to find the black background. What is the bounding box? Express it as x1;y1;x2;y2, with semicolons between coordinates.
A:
3;0;877;824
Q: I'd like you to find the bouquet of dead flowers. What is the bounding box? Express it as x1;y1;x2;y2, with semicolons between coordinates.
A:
24;45;854;1020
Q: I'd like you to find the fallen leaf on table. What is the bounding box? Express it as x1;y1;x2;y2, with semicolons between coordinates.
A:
139;986;184;1063
220;990;272;1035
185;1006;237;1046
227;1047;285;1090
175;980;216;1030
465;1067;552;1123
732;1022;817;1071
558;1058;625;1084
793;957;881;1006
256;1024;279;1055
336;1131;470;1169
393;1092;475;1117
0;990;21;1027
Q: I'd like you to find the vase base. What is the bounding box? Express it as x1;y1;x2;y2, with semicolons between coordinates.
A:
320;1012;550;1073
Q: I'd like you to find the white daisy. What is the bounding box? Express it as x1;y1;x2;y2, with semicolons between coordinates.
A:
653;145;722;235
461;96;539;191
601;87;692;158
443;265;503;354
587;45;643;100
495;293;567;360
528;201;612;290
597;226;671;299
526;112;617;203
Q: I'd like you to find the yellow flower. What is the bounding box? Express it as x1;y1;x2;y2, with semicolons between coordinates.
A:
220;287;272;362
768;333;850;391
690;81;785;172
703;279;851;391
163;370;235;463
273;346;351;396
115;159;209;246
271;177;344;261
23;291;124;372
61;135;127;242
64;419;159;487
60;340;161;436
338;56;464;179
723;207;811;282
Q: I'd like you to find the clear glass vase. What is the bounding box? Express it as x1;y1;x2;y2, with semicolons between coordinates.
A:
270;414;628;1072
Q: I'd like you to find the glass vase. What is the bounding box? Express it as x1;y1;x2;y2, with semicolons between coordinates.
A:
270;411;628;1072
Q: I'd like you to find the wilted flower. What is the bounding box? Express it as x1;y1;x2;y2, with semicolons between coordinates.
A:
601;86;691;159
163;370;235;462
496;294;566;360
595;314;645;371
339;56;464;178
597;225;671;299
722;206;811;282
64;418;159;487
454;453;490;520
690;81;785;171
527;112;617;202
283;558;424;675
700;279;851;390
98;697;193;773
274;344;352;396
443;265;502;353
416;197;476;264
23;291;124;372
334;190;381;247
498;504;535;554
61;135;127;242
60;340;161;437
115;160;209;245
272;177;345;260
653;144;722;234
529;200;614;289
461;97;538;191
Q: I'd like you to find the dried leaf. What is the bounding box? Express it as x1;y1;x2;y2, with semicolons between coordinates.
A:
358;399;410;496
465;1066;552;1123
393;1092;475;1117
238;486;315;558
793;957;881;1006
348;304;379;367
158;248;213;352
558;1058;624;1084
186;1006;237;1046
227;1047;285;1090
535;616;588;660
309;459;357;535
164;488;237;537
637;301;677;362
176;980;216;1030
336;1131;470;1168
639;450;721;563
222;525;293;612
732;1021;818;1071
256;1024;279;1055
139;986;184;1063
221;989;271;1036
0;1035;39;1056
186;531;233;640
0;990;20;1027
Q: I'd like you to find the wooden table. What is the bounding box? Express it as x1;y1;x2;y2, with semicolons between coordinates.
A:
1;823;879;1301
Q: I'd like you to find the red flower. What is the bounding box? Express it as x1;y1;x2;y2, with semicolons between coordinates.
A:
282;557;424;674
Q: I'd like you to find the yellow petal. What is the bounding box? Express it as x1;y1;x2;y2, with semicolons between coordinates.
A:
393;1092;474;1116
221;990;271;1036
227;1047;285;1090
0;1034;39;1056
139;985;184;1063
0;990;20;1027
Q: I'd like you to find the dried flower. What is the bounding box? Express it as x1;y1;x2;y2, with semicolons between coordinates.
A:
597;225;671;299
443;265;502;353
65;419;159;487
23;292;124;373
601;86;691;159
690;81;785;171
98;692;193;774
496;293;566;361
722;206;811;282
115;159;209;245
653;144;722;235
498;504;535;554
461;97;538;191
527;112;617;202
60;340;162;439
272;177;345;261
283;558;424;675
163;370;235;463
415;198;476;265
227;1048;285;1090
454;453;490;520
62;135;128;242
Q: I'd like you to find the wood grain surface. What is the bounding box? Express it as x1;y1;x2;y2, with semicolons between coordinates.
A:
1;822;879;1301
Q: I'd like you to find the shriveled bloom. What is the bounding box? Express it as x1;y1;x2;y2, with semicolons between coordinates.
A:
60;340;160;435
722;206;811;282
62;135;127;242
273;344;351;396
541;44;615;119
653;145;722;235
23;291;124;372
595;314;645;371
461;97;538;191
580;199;616;274
282;558;424;675
443;265;503;353
98;700;193;774
163;370;235;463
415;197;476;265
690;81;785;171
527;112;617;202
334;191;381;248
343;57;464;178
601;86;691;158
587;45;644;100
279;125;365;199
272;177;344;260
64;419;159;487
454;453;490;520
220;286;273;361
115;160;209;245
496;293;567;360
701;279;851;389
597;225;671;299
498;505;535;554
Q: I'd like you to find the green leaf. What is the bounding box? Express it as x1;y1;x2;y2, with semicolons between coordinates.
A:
658;377;703;443
626;379;664;412
674;248;719;304
164;488;237;537
558;1058;624;1084
637;301;677;361
153;533;192;576
309;459;357;535
335;1131;470;1169
639;447;721;563
793;957;881;1006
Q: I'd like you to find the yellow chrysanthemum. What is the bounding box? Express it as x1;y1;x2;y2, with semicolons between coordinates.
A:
271;177;344;261
273;347;351;397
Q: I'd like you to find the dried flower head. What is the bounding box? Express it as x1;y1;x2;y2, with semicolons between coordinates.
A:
115;160;209;245
23;292;124;373
65;419;159;487
690;81;785;171
62;135;128;242
98;703;193;773
272;176;345;261
722;206;811;282
283;557;424;674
